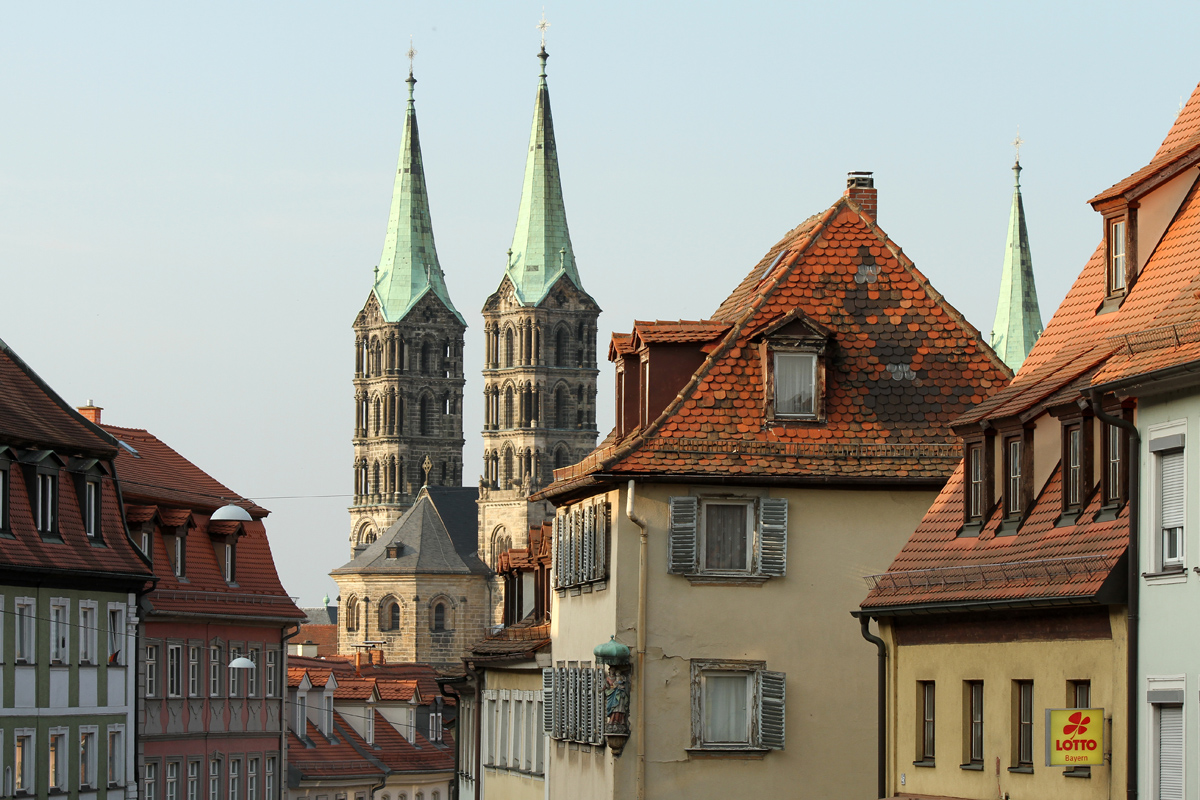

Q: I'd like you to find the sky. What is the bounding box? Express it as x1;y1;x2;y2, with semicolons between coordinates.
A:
3;2;1199;606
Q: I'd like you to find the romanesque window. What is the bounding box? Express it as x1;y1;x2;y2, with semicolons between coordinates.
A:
504;388;514;429
419;396;431;437
554;387;568;429
555;327;569;367
554;445;570;470
503;448;514;489
373;397;381;436
504;328;515;368
433;603;447;631
345;597;359;632
372;462;380;495
490;528;512;568
396;395;405;434
421;343;432;375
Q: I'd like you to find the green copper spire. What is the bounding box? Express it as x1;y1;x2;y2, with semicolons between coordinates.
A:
372;65;464;325
990;159;1043;372
501;46;584;306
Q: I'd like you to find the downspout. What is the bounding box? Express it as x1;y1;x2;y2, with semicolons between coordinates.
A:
281;622;301;800
465;662;483;800
625;480;648;800
1091;391;1139;800
439;680;463;800
859;616;887;799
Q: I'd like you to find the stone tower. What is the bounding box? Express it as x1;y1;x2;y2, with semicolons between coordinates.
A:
989;157;1043;372
350;67;466;554
478;46;600;575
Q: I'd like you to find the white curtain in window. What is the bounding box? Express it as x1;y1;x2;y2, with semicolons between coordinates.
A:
774;354;815;415
704;674;749;743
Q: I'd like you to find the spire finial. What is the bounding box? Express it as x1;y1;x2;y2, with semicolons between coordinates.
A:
537;10;550;78
1012;130;1024;165
406;37;417;99
422;454;433;486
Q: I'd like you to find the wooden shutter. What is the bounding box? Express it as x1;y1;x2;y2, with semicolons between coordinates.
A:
595;504;608;581
555;667;566;739
542;668;555;736
759;670;786;750
584;507;594;582
582;668;593;743
759;498;788;577
594;668;606;743
552;516;562;589
1159;705;1184;800
668;497;699;574
1161;450;1185;530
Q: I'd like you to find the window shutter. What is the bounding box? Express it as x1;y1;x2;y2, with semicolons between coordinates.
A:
584;507;594;582
555;667;566;739
595;667;606;744
668;497;699;574
583;668;593;743
1161;450;1185;530
567;512;578;586
759;670;786;750
1159;705;1184;800
542;668;555;735
596;504;608;580
552;516;562;589
567;667;578;741
759;498;788;577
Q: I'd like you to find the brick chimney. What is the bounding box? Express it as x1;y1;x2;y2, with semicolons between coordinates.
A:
77;399;102;424
845;172;877;219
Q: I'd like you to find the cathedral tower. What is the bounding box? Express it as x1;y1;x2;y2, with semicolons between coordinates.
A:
350;66;466;554
478;46;600;573
989;154;1043;372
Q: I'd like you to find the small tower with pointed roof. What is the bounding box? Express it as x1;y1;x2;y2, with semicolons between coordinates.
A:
350;57;467;555
990;151;1043;372
478;43;600;583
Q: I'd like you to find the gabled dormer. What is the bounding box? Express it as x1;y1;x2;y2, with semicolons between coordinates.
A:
748;309;834;424
18;450;67;540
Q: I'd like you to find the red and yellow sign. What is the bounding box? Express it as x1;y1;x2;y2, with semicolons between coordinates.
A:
1046;708;1104;766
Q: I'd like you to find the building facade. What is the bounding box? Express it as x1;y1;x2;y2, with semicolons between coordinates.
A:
478;46;600;594
351;66;467;554
0;340;153;799
533;177;1011;799
93;417;306;800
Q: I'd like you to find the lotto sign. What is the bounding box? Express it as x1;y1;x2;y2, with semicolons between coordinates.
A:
1045;708;1104;766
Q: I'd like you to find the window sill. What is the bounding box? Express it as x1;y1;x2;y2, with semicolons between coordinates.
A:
1095;503;1123;522
684;573;770;586
1096;295;1125;316
996;517;1021;537
912;759;935;768
960;763;984;771
957;521;984;539
1007;766;1034;774
686;747;768;760
1054;510;1083;528
1064;767;1092;778
1144;567;1187;585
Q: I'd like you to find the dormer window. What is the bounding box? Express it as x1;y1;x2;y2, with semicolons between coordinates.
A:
1103;421;1126;505
1005;437;1024;517
224;543;235;583
1109;220;1127;293
172;530;186;578
36;473;57;534
759;312;830;424
967;443;985;519
774;353;817;417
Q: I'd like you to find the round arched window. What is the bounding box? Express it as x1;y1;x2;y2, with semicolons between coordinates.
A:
433;602;446;631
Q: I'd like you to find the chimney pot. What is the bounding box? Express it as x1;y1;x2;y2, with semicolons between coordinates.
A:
844;171;878;220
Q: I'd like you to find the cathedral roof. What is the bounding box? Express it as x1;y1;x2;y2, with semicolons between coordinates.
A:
989;161;1043;371
331;486;486;576
497;47;589;308
371;70;464;325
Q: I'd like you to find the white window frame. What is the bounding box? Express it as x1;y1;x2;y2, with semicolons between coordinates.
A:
167;761;180;800
174;533;185;577
230;646;243;697
1007;438;1023;515
248;647;260;698
188;760;200;800
323;694;334;736
210;646;222;697
145;760;159;800
968;443;984;519
699;499;756;574
265;650;278;698
85;478;100;537
168;644;183;698
188;646;201;697
79;601;97;664
209;758;221;800
147;644;159;697
1151;423;1188;576
295;693;307;733
228;757;241;800
264;757;275;800
224;543;234;583
15;598;34;664
79;726;98;788
1110;219;1127;293
107;603;126;665
50;599;69;664
1147;675;1186;800
247;757;258;800
48;727;67;791
107;724;125;786
688;659;784;752
36;471;56;533
771;350;819;419
14;728;33;795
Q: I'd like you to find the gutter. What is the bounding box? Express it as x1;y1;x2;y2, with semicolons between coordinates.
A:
857;617;887;799
1091;391;1139;800
625;480;649;800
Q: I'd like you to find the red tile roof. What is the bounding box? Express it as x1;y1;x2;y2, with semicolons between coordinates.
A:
1156;80;1200;158
288;656;451;709
287;714;384;781
629;320;731;347
538;195;1011;497
296;623;338;655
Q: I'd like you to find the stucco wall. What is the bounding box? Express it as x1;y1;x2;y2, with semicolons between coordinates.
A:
481;669;547;800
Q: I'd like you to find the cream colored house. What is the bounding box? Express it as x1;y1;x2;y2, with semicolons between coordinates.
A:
532;176;1010;799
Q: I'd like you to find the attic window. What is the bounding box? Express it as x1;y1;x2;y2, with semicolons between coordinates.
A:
761;315;829;424
775;354;816;416
1108;219;1128;296
386;546;399;559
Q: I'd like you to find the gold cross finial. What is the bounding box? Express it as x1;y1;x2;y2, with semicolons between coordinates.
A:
407;36;417;75
537;10;550;48
1012;130;1025;164
422;454;433;486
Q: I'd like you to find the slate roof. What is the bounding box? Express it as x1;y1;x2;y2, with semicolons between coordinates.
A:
102;424;304;621
330;486;487;576
538;190;1011;498
302;605;338;626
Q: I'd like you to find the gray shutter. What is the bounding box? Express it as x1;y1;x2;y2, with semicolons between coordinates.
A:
584;507;594;581
760;670;786;750
596;503;608;580
555;667;566;739
595;668;606;744
552;516;561;589
668;497;699;574
542;668;555;735
759;498;788;577
583;668;593;743
1159;705;1184;800
567;667;578;741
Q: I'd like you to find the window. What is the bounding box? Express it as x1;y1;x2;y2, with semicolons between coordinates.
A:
167;762;180;800
323;695;334;736
248;647;260;697
1110;219;1127;293
210;646;222;697
1157;441;1186;570
429;712;443;742
146;645;160;696
108;727;124;786
174;533;185;577
168;644;183;697
247;758;258;800
14;731;31;794
552;501;613;589
365;708;375;745
1067;681;1092;777
667;496;787;580
967;444;985;519
295;694;307;732
142;530;151;557
1105;423;1124;504
345;597;359;632
389;603;401;630
230;647;244;697
224;543;235;583
432;603;446;632
35;472;56;533
79;603;97;664
228;758;241;800
0;465;8;532
687;660;785;752
50;600;68;663
965;682;983;766
1015;681;1034;768
189;647;201;696
265;651;278;698
15;599;34;663
188;761;200;800
80;729;97;788
209;759;221;800
1157;704;1183;800
85;479;100;537
1006;437;1023;515
48;730;66;790
145;761;159;800
264;758;275;800
108;606;125;665
773;352;817;417
919;681;936;763
1066;426;1083;507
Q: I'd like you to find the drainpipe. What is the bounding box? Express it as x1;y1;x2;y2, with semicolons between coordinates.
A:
280;622;301;800
1091;391;1139;800
464;662;483;800
625;480;649;800
858;616;887;799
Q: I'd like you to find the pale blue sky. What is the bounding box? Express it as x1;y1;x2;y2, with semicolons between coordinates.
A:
2;2;1198;605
